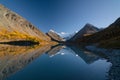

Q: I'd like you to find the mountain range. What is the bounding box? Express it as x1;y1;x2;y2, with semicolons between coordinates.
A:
0;4;120;48
69;18;120;48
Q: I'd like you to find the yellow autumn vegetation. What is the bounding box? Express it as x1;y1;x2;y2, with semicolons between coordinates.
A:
0;44;42;57
0;29;58;45
0;30;40;42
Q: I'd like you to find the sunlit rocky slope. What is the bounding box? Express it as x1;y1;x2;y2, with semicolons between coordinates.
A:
0;4;52;44
46;29;65;42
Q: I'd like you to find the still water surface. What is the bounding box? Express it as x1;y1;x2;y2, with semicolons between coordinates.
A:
0;44;118;80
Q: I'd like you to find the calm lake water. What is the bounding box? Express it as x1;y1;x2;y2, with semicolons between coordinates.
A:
0;44;119;80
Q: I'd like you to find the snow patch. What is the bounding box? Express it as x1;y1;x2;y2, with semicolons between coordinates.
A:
49;29;55;33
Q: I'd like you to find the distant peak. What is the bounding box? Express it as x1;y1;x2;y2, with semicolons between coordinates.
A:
84;23;100;32
49;29;55;32
86;23;92;25
85;23;94;27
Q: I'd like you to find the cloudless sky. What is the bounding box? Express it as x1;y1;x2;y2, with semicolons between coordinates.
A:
0;0;120;33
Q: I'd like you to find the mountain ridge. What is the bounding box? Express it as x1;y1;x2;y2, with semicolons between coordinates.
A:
69;23;99;41
46;29;65;42
72;17;120;48
0;4;52;45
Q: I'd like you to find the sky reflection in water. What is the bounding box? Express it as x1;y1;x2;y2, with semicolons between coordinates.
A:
0;44;116;80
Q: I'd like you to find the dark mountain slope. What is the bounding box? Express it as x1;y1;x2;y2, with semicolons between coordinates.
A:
75;18;120;48
69;23;99;41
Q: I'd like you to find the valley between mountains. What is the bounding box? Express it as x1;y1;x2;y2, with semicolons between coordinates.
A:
0;4;120;49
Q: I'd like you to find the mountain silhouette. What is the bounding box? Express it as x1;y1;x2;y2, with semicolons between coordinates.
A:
69;23;99;41
70;18;120;48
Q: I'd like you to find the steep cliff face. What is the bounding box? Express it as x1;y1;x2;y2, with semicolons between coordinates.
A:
0;4;51;43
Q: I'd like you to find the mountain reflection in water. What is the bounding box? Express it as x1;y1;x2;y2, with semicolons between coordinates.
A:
0;44;119;80
0;44;51;80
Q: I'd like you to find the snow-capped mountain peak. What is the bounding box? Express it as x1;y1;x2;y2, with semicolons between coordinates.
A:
49;29;55;33
48;29;76;41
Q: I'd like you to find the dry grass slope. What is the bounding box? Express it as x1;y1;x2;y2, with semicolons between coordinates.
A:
0;4;58;45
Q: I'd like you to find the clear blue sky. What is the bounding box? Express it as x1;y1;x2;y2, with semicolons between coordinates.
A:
0;0;120;33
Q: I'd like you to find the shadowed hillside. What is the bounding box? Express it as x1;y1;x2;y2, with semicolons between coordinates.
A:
69;23;99;41
68;18;120;48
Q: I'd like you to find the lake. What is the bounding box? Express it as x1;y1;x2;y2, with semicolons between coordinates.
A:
0;44;119;80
